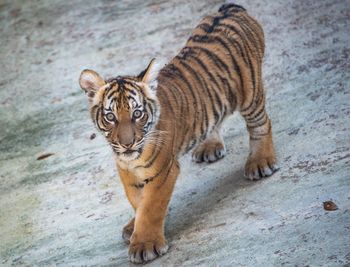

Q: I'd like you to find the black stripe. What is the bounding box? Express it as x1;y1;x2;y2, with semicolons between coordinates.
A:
238;15;264;55
189;46;242;109
177;60;209;139
125;87;137;96
107;90;116;100
201;19;257;87
143;158;173;182
167;64;200;151
235;16;260;54
159;64;186;116
190;46;231;74
189;33;244;101
247;115;268;129
246;107;266;123
171;63;198;109
95;107;107;131
155;159;176;188
233;16;263;105
217;22;257;96
190;33;248;65
242;91;264;117
159;83;176;114
249;121;271;140
158;71;188;150
189;34;244;88
219;76;237;113
184;139;197;153
164;79;180;110
185;53;222;124
143;104;154;132
135;144;162;169
218;3;246;13
244;96;265;119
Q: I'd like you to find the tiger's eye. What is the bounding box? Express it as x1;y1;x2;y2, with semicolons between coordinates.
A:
133;110;143;119
106;112;116;121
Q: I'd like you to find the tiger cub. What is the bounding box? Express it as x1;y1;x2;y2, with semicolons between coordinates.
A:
79;3;278;264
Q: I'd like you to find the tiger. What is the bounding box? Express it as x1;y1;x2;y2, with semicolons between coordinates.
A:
79;3;278;264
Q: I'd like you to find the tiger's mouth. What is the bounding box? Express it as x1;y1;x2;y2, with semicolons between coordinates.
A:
123;149;136;155
118;147;143;160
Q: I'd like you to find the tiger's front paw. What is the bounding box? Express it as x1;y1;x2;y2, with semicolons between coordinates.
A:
245;155;279;180
192;140;226;163
128;235;169;263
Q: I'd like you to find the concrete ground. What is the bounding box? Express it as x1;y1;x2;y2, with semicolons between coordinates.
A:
0;0;349;266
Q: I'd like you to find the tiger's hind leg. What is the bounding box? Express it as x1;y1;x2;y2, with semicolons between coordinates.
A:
192;128;226;163
241;91;279;180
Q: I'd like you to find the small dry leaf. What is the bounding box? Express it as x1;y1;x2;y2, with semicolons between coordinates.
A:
36;153;54;160
323;200;338;211
90;133;96;140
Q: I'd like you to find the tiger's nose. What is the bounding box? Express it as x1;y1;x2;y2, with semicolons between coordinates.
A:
120;140;134;149
116;127;134;149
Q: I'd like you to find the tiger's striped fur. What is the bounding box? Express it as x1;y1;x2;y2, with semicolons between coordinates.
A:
79;3;278;263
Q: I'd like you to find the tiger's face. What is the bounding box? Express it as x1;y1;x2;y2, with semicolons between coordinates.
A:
79;59;159;161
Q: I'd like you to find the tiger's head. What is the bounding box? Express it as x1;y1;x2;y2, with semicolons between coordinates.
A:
79;59;160;161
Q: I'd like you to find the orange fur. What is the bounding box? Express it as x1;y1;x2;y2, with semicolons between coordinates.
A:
79;3;278;263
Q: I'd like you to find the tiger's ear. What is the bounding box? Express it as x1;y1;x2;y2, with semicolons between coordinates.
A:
137;58;157;83
79;69;105;98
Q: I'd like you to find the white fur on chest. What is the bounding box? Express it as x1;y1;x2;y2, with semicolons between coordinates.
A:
115;155;147;182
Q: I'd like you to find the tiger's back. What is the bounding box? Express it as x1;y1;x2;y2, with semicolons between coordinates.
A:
157;4;269;156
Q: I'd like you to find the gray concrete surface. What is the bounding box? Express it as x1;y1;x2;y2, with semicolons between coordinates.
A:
0;0;349;266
